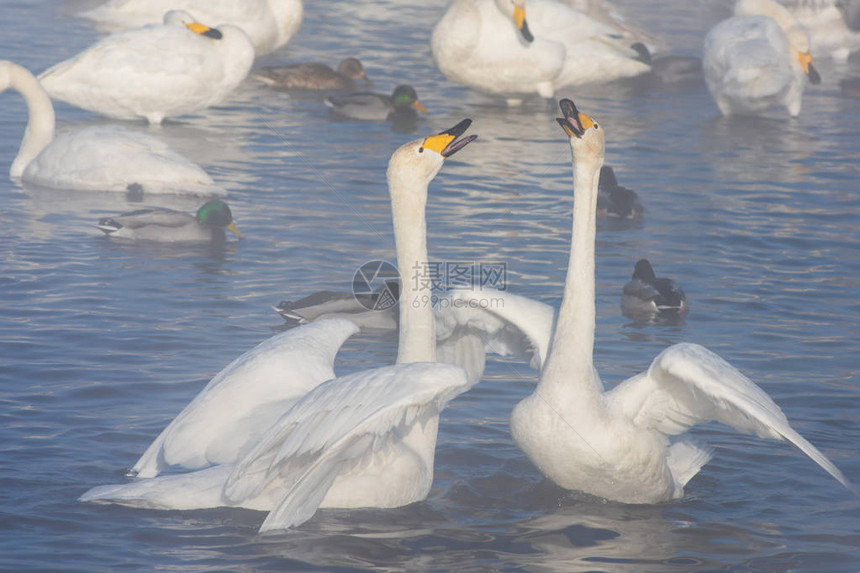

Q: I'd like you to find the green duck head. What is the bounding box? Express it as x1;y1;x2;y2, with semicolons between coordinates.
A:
196;200;243;238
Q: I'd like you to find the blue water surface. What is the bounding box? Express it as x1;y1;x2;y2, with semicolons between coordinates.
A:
1;1;859;571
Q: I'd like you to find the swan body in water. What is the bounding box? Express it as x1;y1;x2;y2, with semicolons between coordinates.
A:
39;11;255;124
431;0;651;105
703;0;821;117
0;60;224;195
80;0;303;56
780;0;860;61
510;98;854;503
96;200;243;243
82;121;486;531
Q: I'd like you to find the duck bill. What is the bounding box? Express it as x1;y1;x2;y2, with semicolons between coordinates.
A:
186;22;223;40
513;4;534;43
799;52;821;85
226;221;244;239
555;98;594;139
422;119;478;158
411;99;428;113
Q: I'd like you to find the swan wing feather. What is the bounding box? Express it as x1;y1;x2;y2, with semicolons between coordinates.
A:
223;362;470;530
608;342;854;491
130;319;359;478
435;288;555;381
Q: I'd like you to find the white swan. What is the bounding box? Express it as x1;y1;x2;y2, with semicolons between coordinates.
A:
81;121;485;531
1;61;225;195
782;0;860;61
510;98;855;503
703;0;821;118
80;0;302;56
39;10;255;124
431;0;651;105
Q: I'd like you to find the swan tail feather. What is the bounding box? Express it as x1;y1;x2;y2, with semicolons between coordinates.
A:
667;438;713;492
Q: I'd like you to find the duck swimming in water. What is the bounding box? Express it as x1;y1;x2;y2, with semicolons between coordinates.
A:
324;85;427;121
96;200;243;243
621;258;688;320
254;58;369;91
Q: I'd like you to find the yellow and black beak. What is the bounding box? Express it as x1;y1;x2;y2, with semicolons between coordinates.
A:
798;51;821;85
513;3;534;43
421;119;478;158
226;221;243;239
186;22;223;40
556;98;595;139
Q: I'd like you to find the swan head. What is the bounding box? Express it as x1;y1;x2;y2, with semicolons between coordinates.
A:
556;98;604;160
163;10;224;40
494;0;535;43
734;0;820;84
387;119;477;197
197;200;243;238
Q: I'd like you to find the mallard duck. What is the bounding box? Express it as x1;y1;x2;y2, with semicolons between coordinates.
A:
324;85;427;121
597;166;642;219
39;10;254;124
254;58;369;90
620;258;688;319
96;200;243;243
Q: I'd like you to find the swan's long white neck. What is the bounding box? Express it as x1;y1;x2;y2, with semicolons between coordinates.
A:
2;62;55;178
537;143;603;401
389;165;436;365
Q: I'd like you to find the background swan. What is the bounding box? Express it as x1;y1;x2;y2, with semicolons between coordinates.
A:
510;98;854;503
431;0;651;104
96;200;243;243
39;11;255;124
82;122;482;531
1;60;225;195
80;0;303;56
703;0;821;117
781;0;860;60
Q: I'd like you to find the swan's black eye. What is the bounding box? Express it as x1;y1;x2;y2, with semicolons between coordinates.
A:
418;147;424;153
593;123;599;130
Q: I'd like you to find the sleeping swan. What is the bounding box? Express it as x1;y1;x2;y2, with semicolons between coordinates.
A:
703;0;821;117
39;10;254;124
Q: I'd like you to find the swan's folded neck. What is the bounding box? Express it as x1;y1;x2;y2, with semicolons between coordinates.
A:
390;171;436;364
5;63;55;178
538;150;603;400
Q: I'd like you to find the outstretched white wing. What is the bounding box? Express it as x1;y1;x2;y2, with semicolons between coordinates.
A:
224;361;471;531
131;319;359;477
435;288;555;383
607;342;854;491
